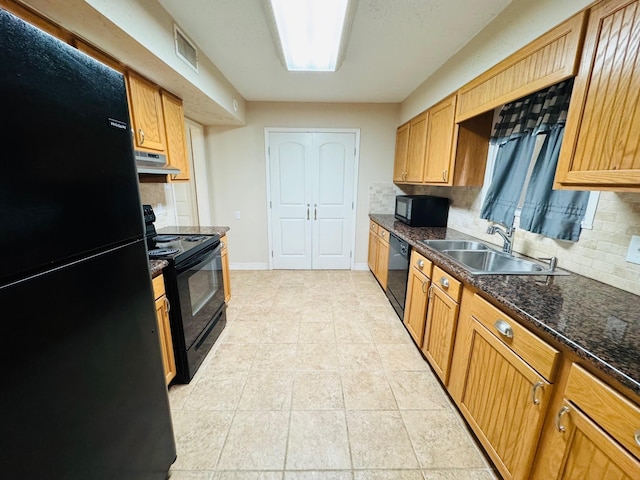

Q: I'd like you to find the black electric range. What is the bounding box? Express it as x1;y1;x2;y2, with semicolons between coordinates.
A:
143;205;226;384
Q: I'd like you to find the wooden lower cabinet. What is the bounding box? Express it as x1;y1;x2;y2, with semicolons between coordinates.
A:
367;220;389;289
532;364;640;479
221;234;231;303
421;266;461;384
459;318;551;479
403;250;432;347
448;292;559;480
152;275;176;386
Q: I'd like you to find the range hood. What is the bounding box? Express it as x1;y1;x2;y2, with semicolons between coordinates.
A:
135;151;180;175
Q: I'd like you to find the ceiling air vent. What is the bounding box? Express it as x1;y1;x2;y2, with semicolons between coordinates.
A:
174;24;198;72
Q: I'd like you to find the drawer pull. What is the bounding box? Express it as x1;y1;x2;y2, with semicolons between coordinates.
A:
381;231;386;238
635;430;640;447
139;128;145;144
439;277;449;288
531;381;543;405
555;405;570;433
494;319;514;339
417;259;424;269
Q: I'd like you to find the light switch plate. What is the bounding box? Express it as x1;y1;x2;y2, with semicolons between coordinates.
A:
234;211;241;220
626;235;640;264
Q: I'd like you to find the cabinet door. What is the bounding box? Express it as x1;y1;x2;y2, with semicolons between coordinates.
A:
393;122;410;183
161;91;190;181
424;95;457;184
406;111;428;183
422;285;459;384
535;401;640;479
376;236;389;290
403;266;430;347
154;295;176;385
460;318;550;480
555;0;640;189
368;229;378;274
127;72;166;153
221;235;231;303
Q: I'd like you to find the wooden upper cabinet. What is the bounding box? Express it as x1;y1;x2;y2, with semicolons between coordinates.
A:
393;122;410;183
424;95;457;184
0;0;70;42
406;111;428;182
555;0;640;190
127;72;167;154
73;39;124;73
456;11;587;122
161;91;190;181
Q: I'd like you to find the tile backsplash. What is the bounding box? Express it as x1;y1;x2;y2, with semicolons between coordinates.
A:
408;184;640;295
368;183;405;214
139;183;178;229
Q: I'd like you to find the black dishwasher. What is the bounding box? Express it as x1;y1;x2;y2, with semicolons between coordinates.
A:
386;233;411;319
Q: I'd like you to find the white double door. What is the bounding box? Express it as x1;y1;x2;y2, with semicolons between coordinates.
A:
268;130;357;270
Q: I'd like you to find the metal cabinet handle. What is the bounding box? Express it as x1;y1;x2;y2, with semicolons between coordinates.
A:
164;297;171;313
439;277;449;288
380;231;386;238
635;430;640;447
494;319;514;339
422;280;428;294
555;405;570;432
139;128;145;144
307;204;310;220
442;169;448;181
531;382;544;405
428;284;434;299
417;259;424;269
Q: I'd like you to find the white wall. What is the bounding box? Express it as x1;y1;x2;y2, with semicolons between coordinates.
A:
204;102;400;269
401;0;593;121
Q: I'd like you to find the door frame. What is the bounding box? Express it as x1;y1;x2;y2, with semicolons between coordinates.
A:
264;127;361;270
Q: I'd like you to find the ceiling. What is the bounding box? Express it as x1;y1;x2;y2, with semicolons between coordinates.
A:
158;0;515;104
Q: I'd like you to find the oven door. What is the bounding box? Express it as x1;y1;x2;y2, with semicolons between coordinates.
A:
175;242;225;350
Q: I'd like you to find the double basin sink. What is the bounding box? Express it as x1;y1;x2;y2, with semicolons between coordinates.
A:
420;240;566;276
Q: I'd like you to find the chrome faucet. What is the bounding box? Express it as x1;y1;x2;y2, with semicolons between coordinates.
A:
487;225;515;254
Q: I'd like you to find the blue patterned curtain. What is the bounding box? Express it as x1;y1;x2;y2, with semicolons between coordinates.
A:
480;79;588;240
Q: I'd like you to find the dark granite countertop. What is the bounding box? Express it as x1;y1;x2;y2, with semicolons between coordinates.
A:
370;214;640;397
158;225;230;237
149;259;168;278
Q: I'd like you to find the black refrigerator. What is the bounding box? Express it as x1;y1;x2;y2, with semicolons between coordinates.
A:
0;9;176;479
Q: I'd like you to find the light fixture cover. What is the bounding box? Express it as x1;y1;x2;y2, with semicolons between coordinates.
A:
267;0;351;71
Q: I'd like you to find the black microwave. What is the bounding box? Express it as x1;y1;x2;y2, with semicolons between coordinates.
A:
395;195;449;227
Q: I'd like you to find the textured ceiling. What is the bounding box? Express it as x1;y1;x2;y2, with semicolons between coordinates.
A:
158;0;514;103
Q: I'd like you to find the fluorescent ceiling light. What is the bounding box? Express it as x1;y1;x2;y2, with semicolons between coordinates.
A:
267;0;352;71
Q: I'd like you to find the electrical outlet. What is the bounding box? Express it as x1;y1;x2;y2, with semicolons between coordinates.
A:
626;235;640;264
234;211;241;220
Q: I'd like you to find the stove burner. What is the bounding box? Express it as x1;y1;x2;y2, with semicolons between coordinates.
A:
155;234;180;242
184;235;207;242
149;247;180;256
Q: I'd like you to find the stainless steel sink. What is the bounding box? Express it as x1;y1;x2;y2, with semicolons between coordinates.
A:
420;239;567;275
444;249;547;275
420;239;494;252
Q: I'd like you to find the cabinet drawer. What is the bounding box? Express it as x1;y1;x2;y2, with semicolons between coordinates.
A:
565;364;640;460
471;294;559;382
369;220;379;234
152;274;165;300
410;250;432;277
432;265;461;302
378;227;390;244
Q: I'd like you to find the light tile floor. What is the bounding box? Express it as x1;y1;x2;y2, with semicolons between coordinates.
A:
168;270;499;480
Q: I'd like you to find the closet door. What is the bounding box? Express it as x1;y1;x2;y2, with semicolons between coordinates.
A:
268;131;357;269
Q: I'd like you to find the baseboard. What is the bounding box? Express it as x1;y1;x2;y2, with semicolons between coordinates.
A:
229;263;269;270
352;262;369;271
